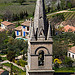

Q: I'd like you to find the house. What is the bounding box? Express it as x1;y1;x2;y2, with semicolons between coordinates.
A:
15;21;30;38
62;25;75;33
0;69;9;75
1;21;15;30
15;26;22;37
21;21;30;38
68;46;75;59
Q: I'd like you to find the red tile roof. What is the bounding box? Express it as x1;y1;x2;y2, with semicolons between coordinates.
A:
1;21;15;26
63;25;75;32
15;26;22;31
69;46;75;53
21;21;30;26
0;69;5;74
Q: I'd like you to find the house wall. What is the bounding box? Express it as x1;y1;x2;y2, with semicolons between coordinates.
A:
22;26;29;37
1;24;6;29
15;31;21;37
68;51;75;59
1;24;15;30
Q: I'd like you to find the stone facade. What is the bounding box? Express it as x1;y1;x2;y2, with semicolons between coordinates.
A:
26;0;54;75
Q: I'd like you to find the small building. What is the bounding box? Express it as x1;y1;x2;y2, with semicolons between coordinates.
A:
63;25;75;33
0;69;9;75
1;21;15;30
15;26;22;37
68;46;75;59
21;21;30;38
15;21;30;38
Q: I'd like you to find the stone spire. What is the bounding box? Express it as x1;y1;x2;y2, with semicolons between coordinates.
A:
30;18;35;41
34;0;47;39
47;21;51;40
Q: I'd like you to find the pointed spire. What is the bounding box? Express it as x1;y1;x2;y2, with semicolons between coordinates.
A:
47;21;51;40
34;0;46;36
31;22;36;41
29;18;32;38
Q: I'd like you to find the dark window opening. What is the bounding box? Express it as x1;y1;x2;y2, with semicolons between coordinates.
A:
38;50;44;66
27;27;29;31
69;53;70;57
72;55;74;59
23;26;25;28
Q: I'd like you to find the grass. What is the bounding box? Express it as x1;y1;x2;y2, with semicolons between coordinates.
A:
55;67;75;72
2;57;7;60
2;62;26;75
68;8;75;11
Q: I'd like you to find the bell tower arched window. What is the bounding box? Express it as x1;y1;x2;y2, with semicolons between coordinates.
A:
38;50;44;66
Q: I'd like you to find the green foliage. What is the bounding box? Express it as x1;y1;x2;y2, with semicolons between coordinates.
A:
54;67;75;72
7;51;15;62
0;56;2;60
17;0;25;5
17;59;27;67
63;57;74;67
7;37;28;56
2;62;26;75
67;1;72;10
2;57;7;61
53;32;75;58
60;0;66;10
52;13;65;21
12;31;16;39
53;41;68;58
0;0;35;19
57;3;60;10
0;31;8;51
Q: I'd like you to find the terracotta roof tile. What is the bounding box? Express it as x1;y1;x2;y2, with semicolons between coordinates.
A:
69;46;75;53
1;21;15;26
63;25;75;32
15;26;22;31
21;21;30;26
0;69;5;74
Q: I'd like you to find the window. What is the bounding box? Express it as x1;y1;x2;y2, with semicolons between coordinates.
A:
72;55;74;59
23;31;25;37
27;27;29;31
17;31;19;36
38;50;44;66
69;53;70;57
26;32;29;35
23;26;25;29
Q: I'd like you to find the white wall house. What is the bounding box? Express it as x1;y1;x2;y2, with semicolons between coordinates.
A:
21;21;30;38
1;21;15;30
15;21;30;39
1;23;6;29
15;26;22;37
68;46;75;59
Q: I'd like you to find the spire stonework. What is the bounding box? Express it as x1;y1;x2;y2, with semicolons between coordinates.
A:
25;0;54;75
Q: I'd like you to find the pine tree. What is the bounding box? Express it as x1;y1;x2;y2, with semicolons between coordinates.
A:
25;10;28;17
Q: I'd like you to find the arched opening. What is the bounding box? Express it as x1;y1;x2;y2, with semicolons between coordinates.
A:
38;50;44;66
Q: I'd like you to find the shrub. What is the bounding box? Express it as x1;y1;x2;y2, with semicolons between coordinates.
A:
63;56;74;67
17;59;27;67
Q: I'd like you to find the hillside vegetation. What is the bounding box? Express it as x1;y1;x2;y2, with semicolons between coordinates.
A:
47;12;75;21
0;0;36;17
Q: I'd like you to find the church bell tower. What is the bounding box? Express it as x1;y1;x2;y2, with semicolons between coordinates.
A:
25;0;54;75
